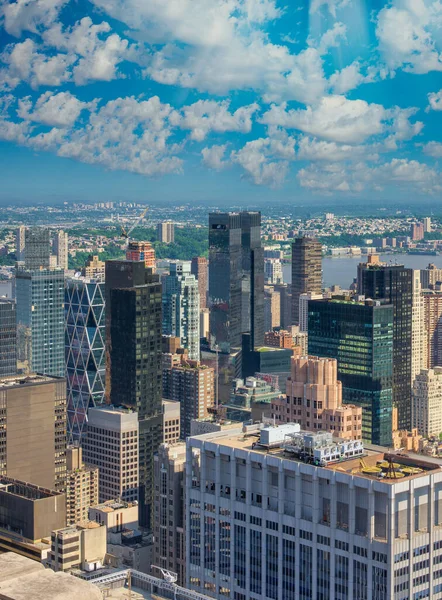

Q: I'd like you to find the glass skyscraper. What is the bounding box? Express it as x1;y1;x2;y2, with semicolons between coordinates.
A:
16;268;65;377
24;227;51;270
308;298;394;446
65;277;105;444
357;260;413;430
0;299;16;376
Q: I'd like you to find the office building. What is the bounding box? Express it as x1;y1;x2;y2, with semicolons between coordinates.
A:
191;256;208;310
264;258;283;285
308;298;394;446
157;221;175;244
225;376;283;422
186;423;442;600
273;283;292;329
411;222;425;241
162;261;200;360
412;270;427;386
273;355;363;439
65;446;99;526
89;499;138;534
0;477;66;561
16;267;65;377
24;227;51;269
153;443;186;586
0;374;66;491
0;298;16;376
106;259;163;527
424;217;432;233
413;367;442;437
241;336;292;385
49;521;107;573
65;277;105;444
200;308;210;340
264;329;294;349
82;255;105;279
83;406;139;504
264;285;280;332
163;355;215;439
423;289;442;368
358;256;413;431
421;263;442;289
209;212;264;353
299;291;323;332
291;237;322;326
163;399;181;444
126;240;156;271
15;225;25;261
53;230;69;270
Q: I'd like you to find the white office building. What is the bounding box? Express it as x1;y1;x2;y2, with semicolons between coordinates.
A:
299;292;323;332
413;367;442;438
186;423;442;600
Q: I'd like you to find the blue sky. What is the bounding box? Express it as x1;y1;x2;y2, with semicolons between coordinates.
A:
1;0;442;205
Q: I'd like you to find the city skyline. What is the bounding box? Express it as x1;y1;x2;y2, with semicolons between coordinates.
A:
1;0;442;205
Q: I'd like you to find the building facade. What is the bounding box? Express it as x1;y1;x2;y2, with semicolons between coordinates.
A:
163;399;181;445
186;424;442;600
162;261;200;360
24;228;51;269
15;225;25;261
53;230;69;270
0;374;66;491
291;237;322;326
411;270;427;386
357;257;413;431
299;292;324;333
49;522;107;573
423;289;442;369
82;255;105;279
413;368;442;438
16;267;65;377
83;406;139;504
65;277;106;444
66;446;99;526
264;286;280;332
0;299;16;376
126;241;156;271
308;298;394;446
157;221;175;244
191;256;208;310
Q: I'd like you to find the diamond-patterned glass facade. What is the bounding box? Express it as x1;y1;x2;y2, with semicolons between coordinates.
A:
65;278;105;444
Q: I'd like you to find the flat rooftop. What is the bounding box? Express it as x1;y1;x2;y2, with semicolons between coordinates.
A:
0;478;61;499
200;428;442;484
0;374;62;389
92;500;137;512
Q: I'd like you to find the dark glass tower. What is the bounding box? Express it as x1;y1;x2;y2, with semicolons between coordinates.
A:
357;261;413;430
208;212;264;353
105;260;163;528
308;298;394;446
24;228;51;270
291;237;322;325
0;299;16;376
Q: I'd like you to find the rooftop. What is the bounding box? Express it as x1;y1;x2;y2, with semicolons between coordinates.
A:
0;374;63;389
91;500;138;513
0;477;62;500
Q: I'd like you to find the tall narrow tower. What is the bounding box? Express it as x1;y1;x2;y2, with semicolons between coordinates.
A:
291;237;322;326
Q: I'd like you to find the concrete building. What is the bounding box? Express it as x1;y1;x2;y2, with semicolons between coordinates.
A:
264;285;280;332
413;368;442;438
424;217;432;233
125;241;156;271
0;477;66;561
15;225;25;261
412;270;427;386
191;256;208;310
0;298;16;376
53;230;69;270
421;263;442;289
65;446;99;526
411;222;425;241
49;521;107;573
200;307;210;340
0;553;103;600
81;255;105;279
162;261;200;360
163;399;181;444
157;221;175;244
423;289;442;368
273;283;292;330
153;443;186;585
83;406;139;504
89;500;138;534
273;355;362;440
186;423;442;600
24;228;51;270
0;374;66;492
291;237;322;326
264;329;294;349
225;376;283;423
264;258;283;285
298;291;323;333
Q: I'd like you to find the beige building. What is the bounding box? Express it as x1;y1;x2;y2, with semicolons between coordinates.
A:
53;230;69;270
413;367;442;437
83;406;139;503
200;308;210;339
65;446;99;526
273;355;362;440
0;374;66;492
264;285;280;331
89;500;138;534
163;399;181;444
157;221;175;244
82;255;105;279
423;289;442;368
49;521;107;573
412;270;427;386
153;443;186;585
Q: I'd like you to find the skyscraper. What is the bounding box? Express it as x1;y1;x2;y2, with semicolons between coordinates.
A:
24;228;51;269
106;260;163;527
423;289;442;368
191;256;208;310
308;298;394;446
357;257;413;430
162;261;200;360
208;211;264;353
16;268;65;377
126;241;156;271
411;270;427;386
0;299;16;376
15;225;25;262
53;230;69;270
157;221;175;243
291;237;322;326
65;276;106;444
413;368;442;438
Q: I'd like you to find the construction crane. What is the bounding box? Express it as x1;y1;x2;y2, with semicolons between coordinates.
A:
121;206;149;243
150;565;178;584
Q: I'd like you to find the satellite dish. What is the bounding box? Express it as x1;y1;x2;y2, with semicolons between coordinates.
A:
74;272;81;278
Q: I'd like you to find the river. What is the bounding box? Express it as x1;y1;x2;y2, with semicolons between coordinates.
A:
282;254;442;289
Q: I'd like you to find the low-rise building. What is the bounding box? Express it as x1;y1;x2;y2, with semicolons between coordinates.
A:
49;521;107;573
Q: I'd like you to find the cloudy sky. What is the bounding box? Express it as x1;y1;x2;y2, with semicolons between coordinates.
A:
1;0;442;204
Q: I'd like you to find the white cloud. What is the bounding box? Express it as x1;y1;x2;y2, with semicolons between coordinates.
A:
309;0;350;17
1;0;68;37
297;136;378;162
329;62;367;95
312;22;347;55
423;141;442;158
201;144;229;169
261;96;423;145
17;91;95;127
428;89;442;111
